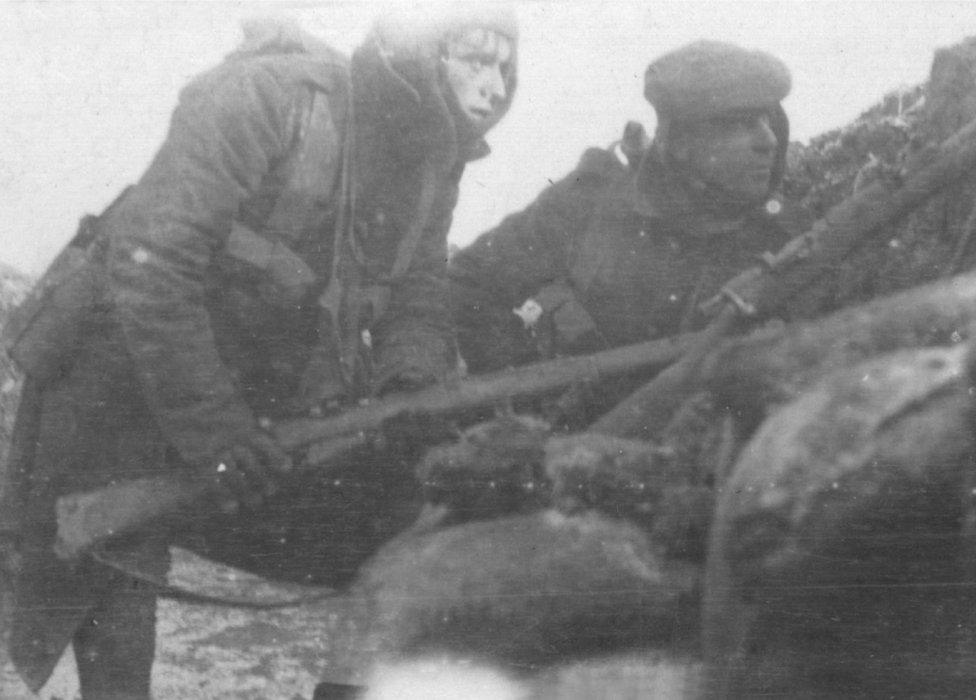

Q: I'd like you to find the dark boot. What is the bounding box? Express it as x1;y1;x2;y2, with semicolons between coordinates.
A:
73;574;157;700
312;681;362;700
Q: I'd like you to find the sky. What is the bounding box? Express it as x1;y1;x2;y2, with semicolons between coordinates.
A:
4;0;976;274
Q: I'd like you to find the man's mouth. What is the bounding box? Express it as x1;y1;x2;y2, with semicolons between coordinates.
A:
468;107;493;122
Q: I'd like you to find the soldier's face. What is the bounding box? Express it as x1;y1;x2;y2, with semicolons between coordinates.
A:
441;28;514;137
673;110;778;204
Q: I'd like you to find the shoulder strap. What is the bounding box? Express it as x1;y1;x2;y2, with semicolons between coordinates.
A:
316;125;442;396
228;17;352;242
91;545;338;609
389;162;440;279
354;161;439;325
263;86;345;240
290;59;444;400
570;197;617;295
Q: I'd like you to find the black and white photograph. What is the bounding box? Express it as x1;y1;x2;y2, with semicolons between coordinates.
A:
5;1;976;697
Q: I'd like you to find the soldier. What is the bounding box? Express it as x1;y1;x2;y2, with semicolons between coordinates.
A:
2;6;517;698
450;40;807;382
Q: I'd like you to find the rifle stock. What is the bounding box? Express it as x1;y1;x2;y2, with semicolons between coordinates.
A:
55;476;207;561
54;331;696;560
54;435;366;561
593;112;976;440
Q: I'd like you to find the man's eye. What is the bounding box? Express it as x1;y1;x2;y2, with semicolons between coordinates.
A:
459;54;494;70
717;115;758;130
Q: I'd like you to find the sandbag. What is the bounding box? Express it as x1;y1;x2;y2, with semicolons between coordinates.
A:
703;343;976;697
353;509;699;668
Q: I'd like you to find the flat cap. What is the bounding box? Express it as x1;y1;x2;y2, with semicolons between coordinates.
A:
644;40;791;122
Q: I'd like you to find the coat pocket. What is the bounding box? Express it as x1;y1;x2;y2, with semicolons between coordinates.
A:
222;220;318;308
1;215;107;382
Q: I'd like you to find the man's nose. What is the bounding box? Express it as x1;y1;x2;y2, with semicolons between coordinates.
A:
751;118;776;153
480;65;506;103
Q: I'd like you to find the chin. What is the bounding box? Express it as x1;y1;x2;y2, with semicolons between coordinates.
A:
737;180;772;205
467;119;492;138
468;110;502;136
723;192;770;212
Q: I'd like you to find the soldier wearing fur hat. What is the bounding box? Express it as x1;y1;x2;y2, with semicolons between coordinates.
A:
3;5;516;697
450;40;808;385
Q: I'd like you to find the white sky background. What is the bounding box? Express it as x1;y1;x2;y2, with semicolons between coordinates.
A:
3;0;976;275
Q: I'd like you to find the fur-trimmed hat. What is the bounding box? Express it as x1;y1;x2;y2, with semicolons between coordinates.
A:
371;2;519;59
644;40;790;122
365;1;519;138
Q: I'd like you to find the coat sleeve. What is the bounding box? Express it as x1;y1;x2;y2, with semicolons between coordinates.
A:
104;62;307;468
370;168;462;390
448;152;609;372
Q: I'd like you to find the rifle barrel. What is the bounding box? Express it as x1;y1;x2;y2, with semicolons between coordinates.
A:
595;112;976;441
55;331;695;559
274;332;695;448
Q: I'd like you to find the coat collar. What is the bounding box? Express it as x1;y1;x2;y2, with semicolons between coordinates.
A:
628;147;776;238
349;39;490;175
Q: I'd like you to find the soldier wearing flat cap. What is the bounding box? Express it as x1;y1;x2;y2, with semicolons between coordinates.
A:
450;41;808;391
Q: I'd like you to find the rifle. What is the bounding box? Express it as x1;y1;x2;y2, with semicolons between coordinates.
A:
55;112;976;560
592;112;976;440
54;330;697;560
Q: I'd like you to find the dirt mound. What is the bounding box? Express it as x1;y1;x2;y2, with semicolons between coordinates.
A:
782;36;976;320
0;264;32;479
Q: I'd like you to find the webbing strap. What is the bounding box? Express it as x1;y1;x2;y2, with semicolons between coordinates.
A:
91;545;339;609
390;162;439;280
317;81;361;393
260;62;445;400
318;123;442;394
264;90;343;240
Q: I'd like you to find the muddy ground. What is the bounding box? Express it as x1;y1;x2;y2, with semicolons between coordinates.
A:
1;548;699;698
1;548;356;699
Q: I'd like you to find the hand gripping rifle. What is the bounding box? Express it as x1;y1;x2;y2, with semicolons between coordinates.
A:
592;113;976;440
53;331;696;560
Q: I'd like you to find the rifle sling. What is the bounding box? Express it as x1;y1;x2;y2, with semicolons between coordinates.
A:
90;544;339;610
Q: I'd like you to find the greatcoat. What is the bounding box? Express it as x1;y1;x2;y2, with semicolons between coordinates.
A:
449;126;809;374
7;28;507;690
